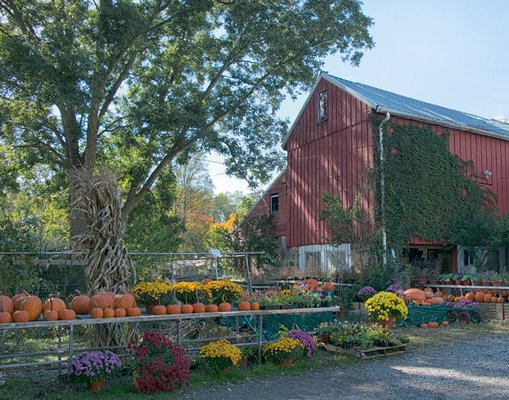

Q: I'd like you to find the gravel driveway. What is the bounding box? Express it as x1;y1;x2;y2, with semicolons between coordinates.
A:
183;333;509;400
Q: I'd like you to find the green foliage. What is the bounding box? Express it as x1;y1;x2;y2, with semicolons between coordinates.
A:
234;215;282;268
320;193;364;245
379;123;498;251
1;0;374;231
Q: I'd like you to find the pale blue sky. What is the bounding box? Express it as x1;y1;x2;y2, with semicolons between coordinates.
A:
211;0;509;194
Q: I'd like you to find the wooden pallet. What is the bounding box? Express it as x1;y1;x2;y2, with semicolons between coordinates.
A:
320;343;407;359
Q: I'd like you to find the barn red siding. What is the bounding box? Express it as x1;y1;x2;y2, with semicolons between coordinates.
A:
246;172;287;237
244;77;509;253
284;79;374;248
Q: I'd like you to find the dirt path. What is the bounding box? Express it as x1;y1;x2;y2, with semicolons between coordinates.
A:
182;333;509;400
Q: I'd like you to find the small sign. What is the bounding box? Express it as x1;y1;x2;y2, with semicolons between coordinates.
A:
210;248;221;258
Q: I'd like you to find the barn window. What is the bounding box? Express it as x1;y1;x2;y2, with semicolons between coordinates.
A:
270;194;279;218
317;90;327;122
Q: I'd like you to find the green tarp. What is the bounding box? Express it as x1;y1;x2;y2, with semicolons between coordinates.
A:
262;312;335;340
406;303;447;326
220;311;335;340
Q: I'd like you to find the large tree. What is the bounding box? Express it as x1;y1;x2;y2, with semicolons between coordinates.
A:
0;0;373;290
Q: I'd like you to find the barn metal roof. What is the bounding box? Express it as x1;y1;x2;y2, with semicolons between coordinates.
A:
325;73;509;138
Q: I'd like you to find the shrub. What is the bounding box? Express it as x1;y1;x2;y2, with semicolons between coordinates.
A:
130;331;190;393
199;339;242;371
286;330;316;357
262;337;304;364
67;350;121;383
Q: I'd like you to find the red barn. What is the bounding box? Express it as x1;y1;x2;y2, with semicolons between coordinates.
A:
246;73;509;274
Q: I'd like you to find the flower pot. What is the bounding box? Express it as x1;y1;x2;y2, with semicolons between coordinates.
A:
261;305;280;310
88;379;106;392
280;304;295;310
320;334;329;344
378;316;395;329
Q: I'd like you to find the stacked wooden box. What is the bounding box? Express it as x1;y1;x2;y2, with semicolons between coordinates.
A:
478;303;506;321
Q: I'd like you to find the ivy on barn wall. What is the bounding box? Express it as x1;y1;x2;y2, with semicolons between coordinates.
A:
372;117;498;252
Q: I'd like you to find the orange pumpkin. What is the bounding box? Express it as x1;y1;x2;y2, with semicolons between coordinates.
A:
474;291;485;303
465;292;475;301
218;302;232;312
428;321;439;328
12;293;27;306
114;308;127;318
205;304;219;312
192;302;206;313
420;323;428;328
126;307;142;317
441;320;449;326
103;307;115;318
201;278;213;285
88;294;114;312
167;304;182;314
308;279;319;287
492;296;499;304
58;309;76;320
43;309;59;321
114;293;136;310
0;312;12;323
323;282;335;291
99;291;116;300
435;291;444;298
181;304;194;314
12;310;30;323
250;302;260;311
498;296;505;304
484;293;493;303
43;297;66;313
17;295;42;321
90;307;104;319
70;295;90;314
0;295;14;314
237;301;251;311
152;305;167;315
403;289;427;303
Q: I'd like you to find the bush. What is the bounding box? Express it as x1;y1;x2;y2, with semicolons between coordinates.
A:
286;330;316;357
262;337;304;364
199;339;242;371
130;331;190;393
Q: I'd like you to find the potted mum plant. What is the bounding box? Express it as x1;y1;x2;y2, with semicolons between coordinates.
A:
262;337;305;366
364;291;408;328
199;339;242;372
67;350;121;392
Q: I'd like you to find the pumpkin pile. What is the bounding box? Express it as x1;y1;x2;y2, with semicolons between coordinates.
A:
402;288;446;306
403;287;508;306
419;321;448;329
80;292;141;319
0;293;76;323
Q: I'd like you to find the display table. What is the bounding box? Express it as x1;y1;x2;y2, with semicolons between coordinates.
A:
0;306;340;372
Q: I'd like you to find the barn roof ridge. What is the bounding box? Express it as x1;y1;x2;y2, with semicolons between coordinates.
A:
282;73;509;147
324;73;509;139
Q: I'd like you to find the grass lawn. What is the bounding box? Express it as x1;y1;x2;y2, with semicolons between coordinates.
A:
1;321;508;399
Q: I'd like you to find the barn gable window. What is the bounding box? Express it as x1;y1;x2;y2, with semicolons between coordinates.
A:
317;90;327;122
270;194;279;218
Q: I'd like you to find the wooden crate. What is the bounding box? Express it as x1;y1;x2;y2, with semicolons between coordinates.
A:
504;304;509;320
478;303;504;321
320;343;407;359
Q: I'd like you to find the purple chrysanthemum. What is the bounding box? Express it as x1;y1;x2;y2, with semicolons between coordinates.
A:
287;330;316;357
